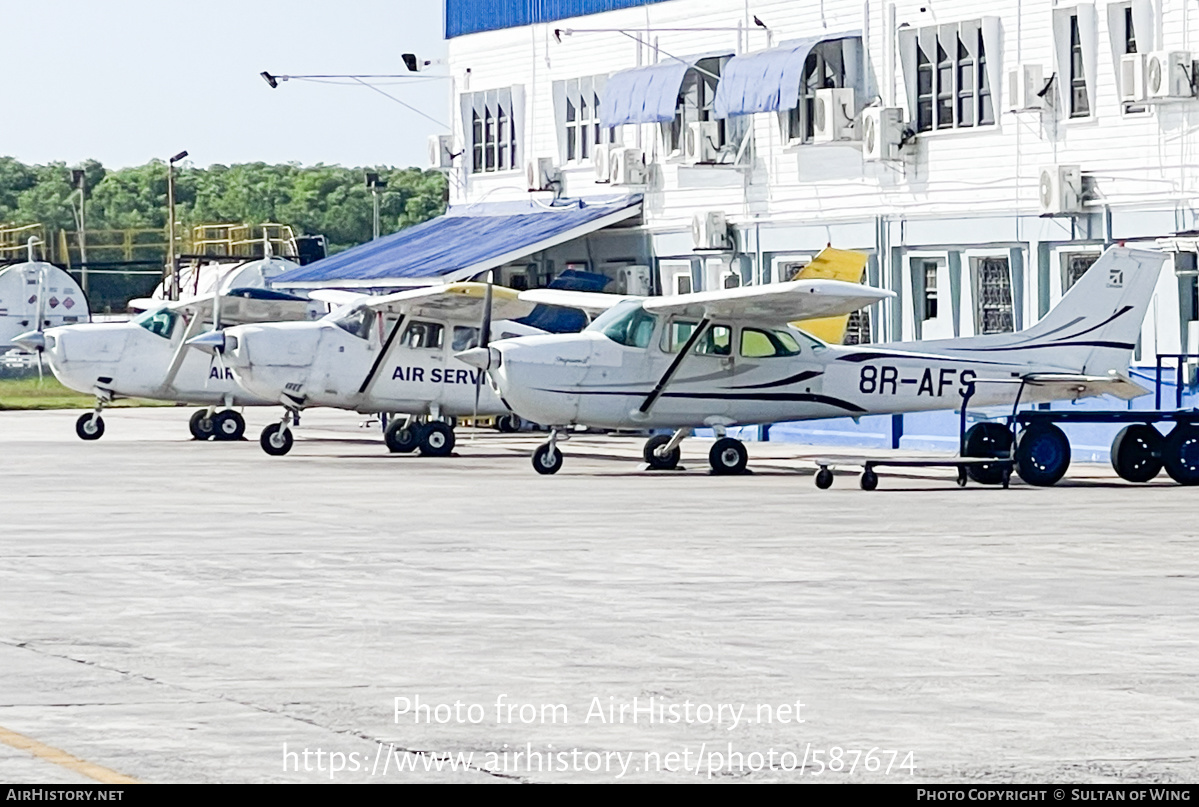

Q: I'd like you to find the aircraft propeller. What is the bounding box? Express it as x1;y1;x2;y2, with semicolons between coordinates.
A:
471;278;494;437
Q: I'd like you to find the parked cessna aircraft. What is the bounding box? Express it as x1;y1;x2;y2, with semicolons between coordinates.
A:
14;289;323;440
188;282;541;456
457;246;1168;481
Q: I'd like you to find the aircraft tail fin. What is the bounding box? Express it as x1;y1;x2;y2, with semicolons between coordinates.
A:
791;247;869;344
1018;246;1166;375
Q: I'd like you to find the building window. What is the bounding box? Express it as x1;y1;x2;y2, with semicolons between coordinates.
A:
669;56;729;152
1063;252;1099;292
1069;15;1089;117
464;88;519;174
556;76;612;164
787;42;845;142
913;24;994;132
975;257;1014;334
844;308;872;345
921;261;939;320
1124;5;1137;54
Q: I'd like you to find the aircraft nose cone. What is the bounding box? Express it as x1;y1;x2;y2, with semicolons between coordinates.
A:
456;346;495;370
13;330;44;352
187;330;226;353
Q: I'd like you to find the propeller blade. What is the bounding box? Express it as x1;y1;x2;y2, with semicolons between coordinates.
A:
472;281;494;437
35;349;43;385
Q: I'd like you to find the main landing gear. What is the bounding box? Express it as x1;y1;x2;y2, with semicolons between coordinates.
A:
189;408;246;441
383;416;456;457
644;428;749;475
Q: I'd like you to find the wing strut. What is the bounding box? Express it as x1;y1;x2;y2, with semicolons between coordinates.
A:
638;317;711;415
356;314;407;395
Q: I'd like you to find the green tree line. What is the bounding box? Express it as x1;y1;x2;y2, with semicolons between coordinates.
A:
0;157;448;255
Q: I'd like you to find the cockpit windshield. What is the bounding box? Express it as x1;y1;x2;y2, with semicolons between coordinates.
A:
328;305;373;340
134;307;177;339
586;300;658;348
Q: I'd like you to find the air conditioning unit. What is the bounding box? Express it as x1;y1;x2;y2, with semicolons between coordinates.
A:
1038;165;1083;215
427;135;454;169
593;144;612;183
615;265;651;296
861;107;904;162
526;158;561;192
692;210;729;250
683;121;720;164
1120;53;1147;103
1145;51;1194;100
610;148;646;185
812;88;856;143
1007;64;1046;110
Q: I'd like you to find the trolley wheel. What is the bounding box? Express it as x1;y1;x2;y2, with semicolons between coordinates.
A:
260;423;293;456
708;437;748;475
212;410;246;441
418;421;455;457
643;434;681;470
956;467;968;487
1162;424;1199;485
1014;423;1071;487
532;443;563;475
189;410;215;441
1110;424;1163;483
815;468;834;489
76;413;104;441
860;468;879;491
384;420;420;453
962;422;1012;485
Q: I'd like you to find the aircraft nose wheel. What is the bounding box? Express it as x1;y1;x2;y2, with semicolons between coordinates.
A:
1163;424;1199;485
384;420;420;453
1014;423;1071;486
212;410;246;441
260;423;294;456
643;434;681;470
75;413;105;441
708;437;748;475
189;410;215;441
1110;424;1163;482
418;421;456;457
532;443;563;475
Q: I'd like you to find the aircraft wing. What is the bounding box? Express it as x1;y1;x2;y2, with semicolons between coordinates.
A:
1020;372;1151;402
641;279;893;324
790;247;870;344
180;291;318;325
357;282;535;321
517;289;637;315
308;288;367;307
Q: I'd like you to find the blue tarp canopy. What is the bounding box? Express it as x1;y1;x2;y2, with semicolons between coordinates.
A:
712;32;860;119
272;196;642;289
600;60;693;127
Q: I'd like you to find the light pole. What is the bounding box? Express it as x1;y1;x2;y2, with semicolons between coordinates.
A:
71;169;88;295
167;150;188;300
366;172;387;240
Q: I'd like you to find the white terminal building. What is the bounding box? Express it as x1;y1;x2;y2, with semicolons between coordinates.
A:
281;0;1199;450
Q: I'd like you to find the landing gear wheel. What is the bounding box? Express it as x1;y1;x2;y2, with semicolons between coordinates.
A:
532;443;563;475
962;422;1012;485
189;410;215;441
495;414;521;433
815;468;834;489
1162;424;1199;485
860;468;879;490
384;420;420;453
708;437;748;475
76;414;104;441
260;423;294;456
212;410;246;441
1015;423;1071;487
643;434;681;470
1110;424;1164;483
418;421;455;457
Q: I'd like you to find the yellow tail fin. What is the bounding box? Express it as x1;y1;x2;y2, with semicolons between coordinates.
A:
791;246;869;343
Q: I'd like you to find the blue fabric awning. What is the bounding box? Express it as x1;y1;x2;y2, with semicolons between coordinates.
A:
600;60;693;127
271;196;642;289
712;32;860;119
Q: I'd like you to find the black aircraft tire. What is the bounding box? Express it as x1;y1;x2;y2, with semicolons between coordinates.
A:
709;437;748;475
1110;424;1164;483
815;468;834;489
495;414;521;433
962;422;1012;485
1163;424;1199;485
260;423;294;456
532;444;563;475
385;421;420;454
76;414;104;441
213;410;246;441
643;434;681;470
189;410;215;441
418;421;456;457
1015;423;1071;487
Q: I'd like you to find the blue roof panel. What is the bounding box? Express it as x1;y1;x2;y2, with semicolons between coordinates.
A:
273;196;642;287
446;0;674;38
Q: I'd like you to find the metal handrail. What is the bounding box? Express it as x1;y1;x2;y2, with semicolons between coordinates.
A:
1153;353;1199;409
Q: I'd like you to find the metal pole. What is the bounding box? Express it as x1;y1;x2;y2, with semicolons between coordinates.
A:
372;185;380;240
167;161;178;300
77;179;88;295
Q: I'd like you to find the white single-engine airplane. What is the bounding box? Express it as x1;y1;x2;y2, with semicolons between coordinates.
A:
15;289;322;440
188;282;541;456
458;246;1168;481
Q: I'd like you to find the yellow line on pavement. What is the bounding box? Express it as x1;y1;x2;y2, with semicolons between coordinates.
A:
0;725;141;784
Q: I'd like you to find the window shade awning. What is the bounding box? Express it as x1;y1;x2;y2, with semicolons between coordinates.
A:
712;32;861;119
600;60;694;126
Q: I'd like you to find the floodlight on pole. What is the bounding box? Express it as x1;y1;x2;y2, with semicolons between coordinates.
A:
167;150;188;301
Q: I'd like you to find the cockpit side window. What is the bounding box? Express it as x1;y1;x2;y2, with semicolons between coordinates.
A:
452;326;480;351
740;327;802;358
331;305;373;340
403;320;444;350
694;324;732;356
135;308;178;339
599;305;658;348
